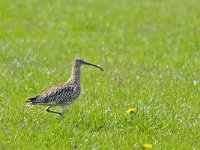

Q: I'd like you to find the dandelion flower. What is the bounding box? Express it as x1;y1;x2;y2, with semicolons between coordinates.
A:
127;108;137;113
142;144;152;149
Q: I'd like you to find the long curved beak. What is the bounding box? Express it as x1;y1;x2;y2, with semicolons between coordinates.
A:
83;61;104;71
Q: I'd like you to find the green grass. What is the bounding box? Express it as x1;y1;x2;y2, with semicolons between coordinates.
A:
0;0;200;149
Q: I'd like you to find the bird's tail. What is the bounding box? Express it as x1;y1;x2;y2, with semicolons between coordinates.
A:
25;96;39;107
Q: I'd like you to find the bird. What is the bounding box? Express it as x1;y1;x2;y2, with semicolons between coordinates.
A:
26;58;104;117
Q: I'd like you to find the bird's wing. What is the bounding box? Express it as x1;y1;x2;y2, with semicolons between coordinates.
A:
27;84;75;105
40;84;75;104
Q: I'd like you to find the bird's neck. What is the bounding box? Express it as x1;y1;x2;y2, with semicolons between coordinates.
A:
70;64;81;83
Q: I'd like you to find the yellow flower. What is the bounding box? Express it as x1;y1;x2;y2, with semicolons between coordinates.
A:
142;144;152;149
127;108;137;113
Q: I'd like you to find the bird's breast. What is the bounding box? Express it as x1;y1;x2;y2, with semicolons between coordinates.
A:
72;84;81;98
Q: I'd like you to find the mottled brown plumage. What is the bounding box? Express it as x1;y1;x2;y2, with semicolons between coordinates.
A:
26;58;104;117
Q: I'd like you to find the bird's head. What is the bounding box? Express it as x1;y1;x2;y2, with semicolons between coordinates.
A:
73;58;104;71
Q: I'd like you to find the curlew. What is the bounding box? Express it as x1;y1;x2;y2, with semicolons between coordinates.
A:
26;58;104;117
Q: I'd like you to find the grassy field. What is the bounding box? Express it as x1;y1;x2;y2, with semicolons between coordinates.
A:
0;0;200;149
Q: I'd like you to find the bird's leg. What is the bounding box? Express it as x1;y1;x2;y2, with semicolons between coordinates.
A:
61;105;68;117
46;106;62;116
